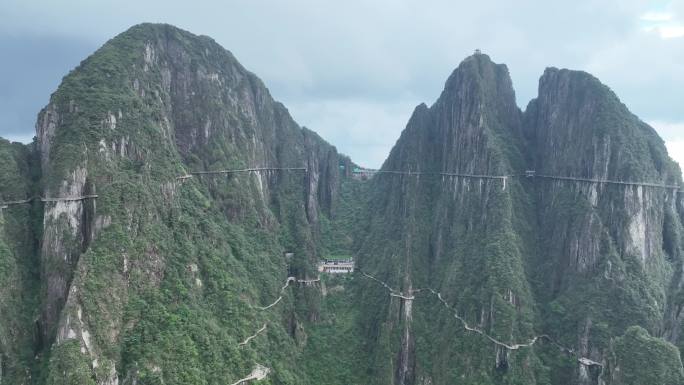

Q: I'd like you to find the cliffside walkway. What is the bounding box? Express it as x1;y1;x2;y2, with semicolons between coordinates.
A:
359;169;512;180
533;173;681;190
4;166;678;209
359;269;604;368
354;168;682;193
0;195;98;209
177;167;307;180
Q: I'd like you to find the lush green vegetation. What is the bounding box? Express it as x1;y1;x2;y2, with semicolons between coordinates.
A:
0;139;41;385
299;274;368;384
611;326;684;385
46;340;96;385
1;23;348;385
2;24;683;385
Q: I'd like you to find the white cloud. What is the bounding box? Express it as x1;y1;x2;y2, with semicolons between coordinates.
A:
640;2;684;39
2;133;33;143
1;0;684;166
287;98;418;168
648;120;684;141
666;140;684;169
641;11;673;22
659;25;684;38
650;120;684;170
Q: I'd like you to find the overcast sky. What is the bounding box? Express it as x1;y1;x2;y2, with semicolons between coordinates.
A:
0;0;682;168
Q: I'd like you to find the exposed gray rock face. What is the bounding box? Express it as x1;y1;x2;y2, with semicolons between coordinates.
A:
127;25;346;224
527;67;679;273
523;68;683;383
37;103;60;171
2;25;683;385
356;54;684;385
26;23;352;384
39;166;93;339
358;53;536;385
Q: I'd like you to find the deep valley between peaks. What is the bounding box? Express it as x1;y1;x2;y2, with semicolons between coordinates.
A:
0;23;683;385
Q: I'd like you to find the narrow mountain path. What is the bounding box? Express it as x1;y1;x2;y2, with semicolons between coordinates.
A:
257;277;295;310
0;195;98;207
230;276;291;382
361;271;413;298
360;270;604;367
228;364;270;385
238;324;267;347
232;273;319;382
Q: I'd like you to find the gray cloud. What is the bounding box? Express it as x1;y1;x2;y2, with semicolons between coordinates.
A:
0;0;682;167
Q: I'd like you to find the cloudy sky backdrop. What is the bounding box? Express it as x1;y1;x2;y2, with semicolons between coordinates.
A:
1;0;682;168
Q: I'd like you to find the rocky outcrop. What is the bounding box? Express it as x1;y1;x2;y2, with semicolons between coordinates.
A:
357;53;537;384
524;68;683;384
39;165;94;340
2;24;683;385
20;23;352;385
354;54;684;385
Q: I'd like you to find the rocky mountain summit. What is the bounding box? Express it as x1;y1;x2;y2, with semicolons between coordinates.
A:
1;23;683;385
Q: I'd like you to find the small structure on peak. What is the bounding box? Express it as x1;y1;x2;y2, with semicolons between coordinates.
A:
474;49;482;55
318;258;355;274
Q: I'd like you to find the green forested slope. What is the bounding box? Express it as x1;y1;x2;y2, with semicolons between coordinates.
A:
0;139;41;385
0;24;683;385
2;23;353;385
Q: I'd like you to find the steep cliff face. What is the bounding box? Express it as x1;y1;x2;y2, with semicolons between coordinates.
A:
354;54;541;385
2;24;683;385
13;23;350;384
345;55;684;385
525;68;684;384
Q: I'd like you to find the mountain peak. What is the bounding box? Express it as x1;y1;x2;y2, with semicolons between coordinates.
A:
3;23;684;385
444;51;509;84
116;22;204;41
537;66;613;104
437;53;518;116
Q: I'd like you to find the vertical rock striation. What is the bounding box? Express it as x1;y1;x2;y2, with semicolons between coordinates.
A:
19;23;352;385
353;55;684;385
357;53;538;384
1;25;683;385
